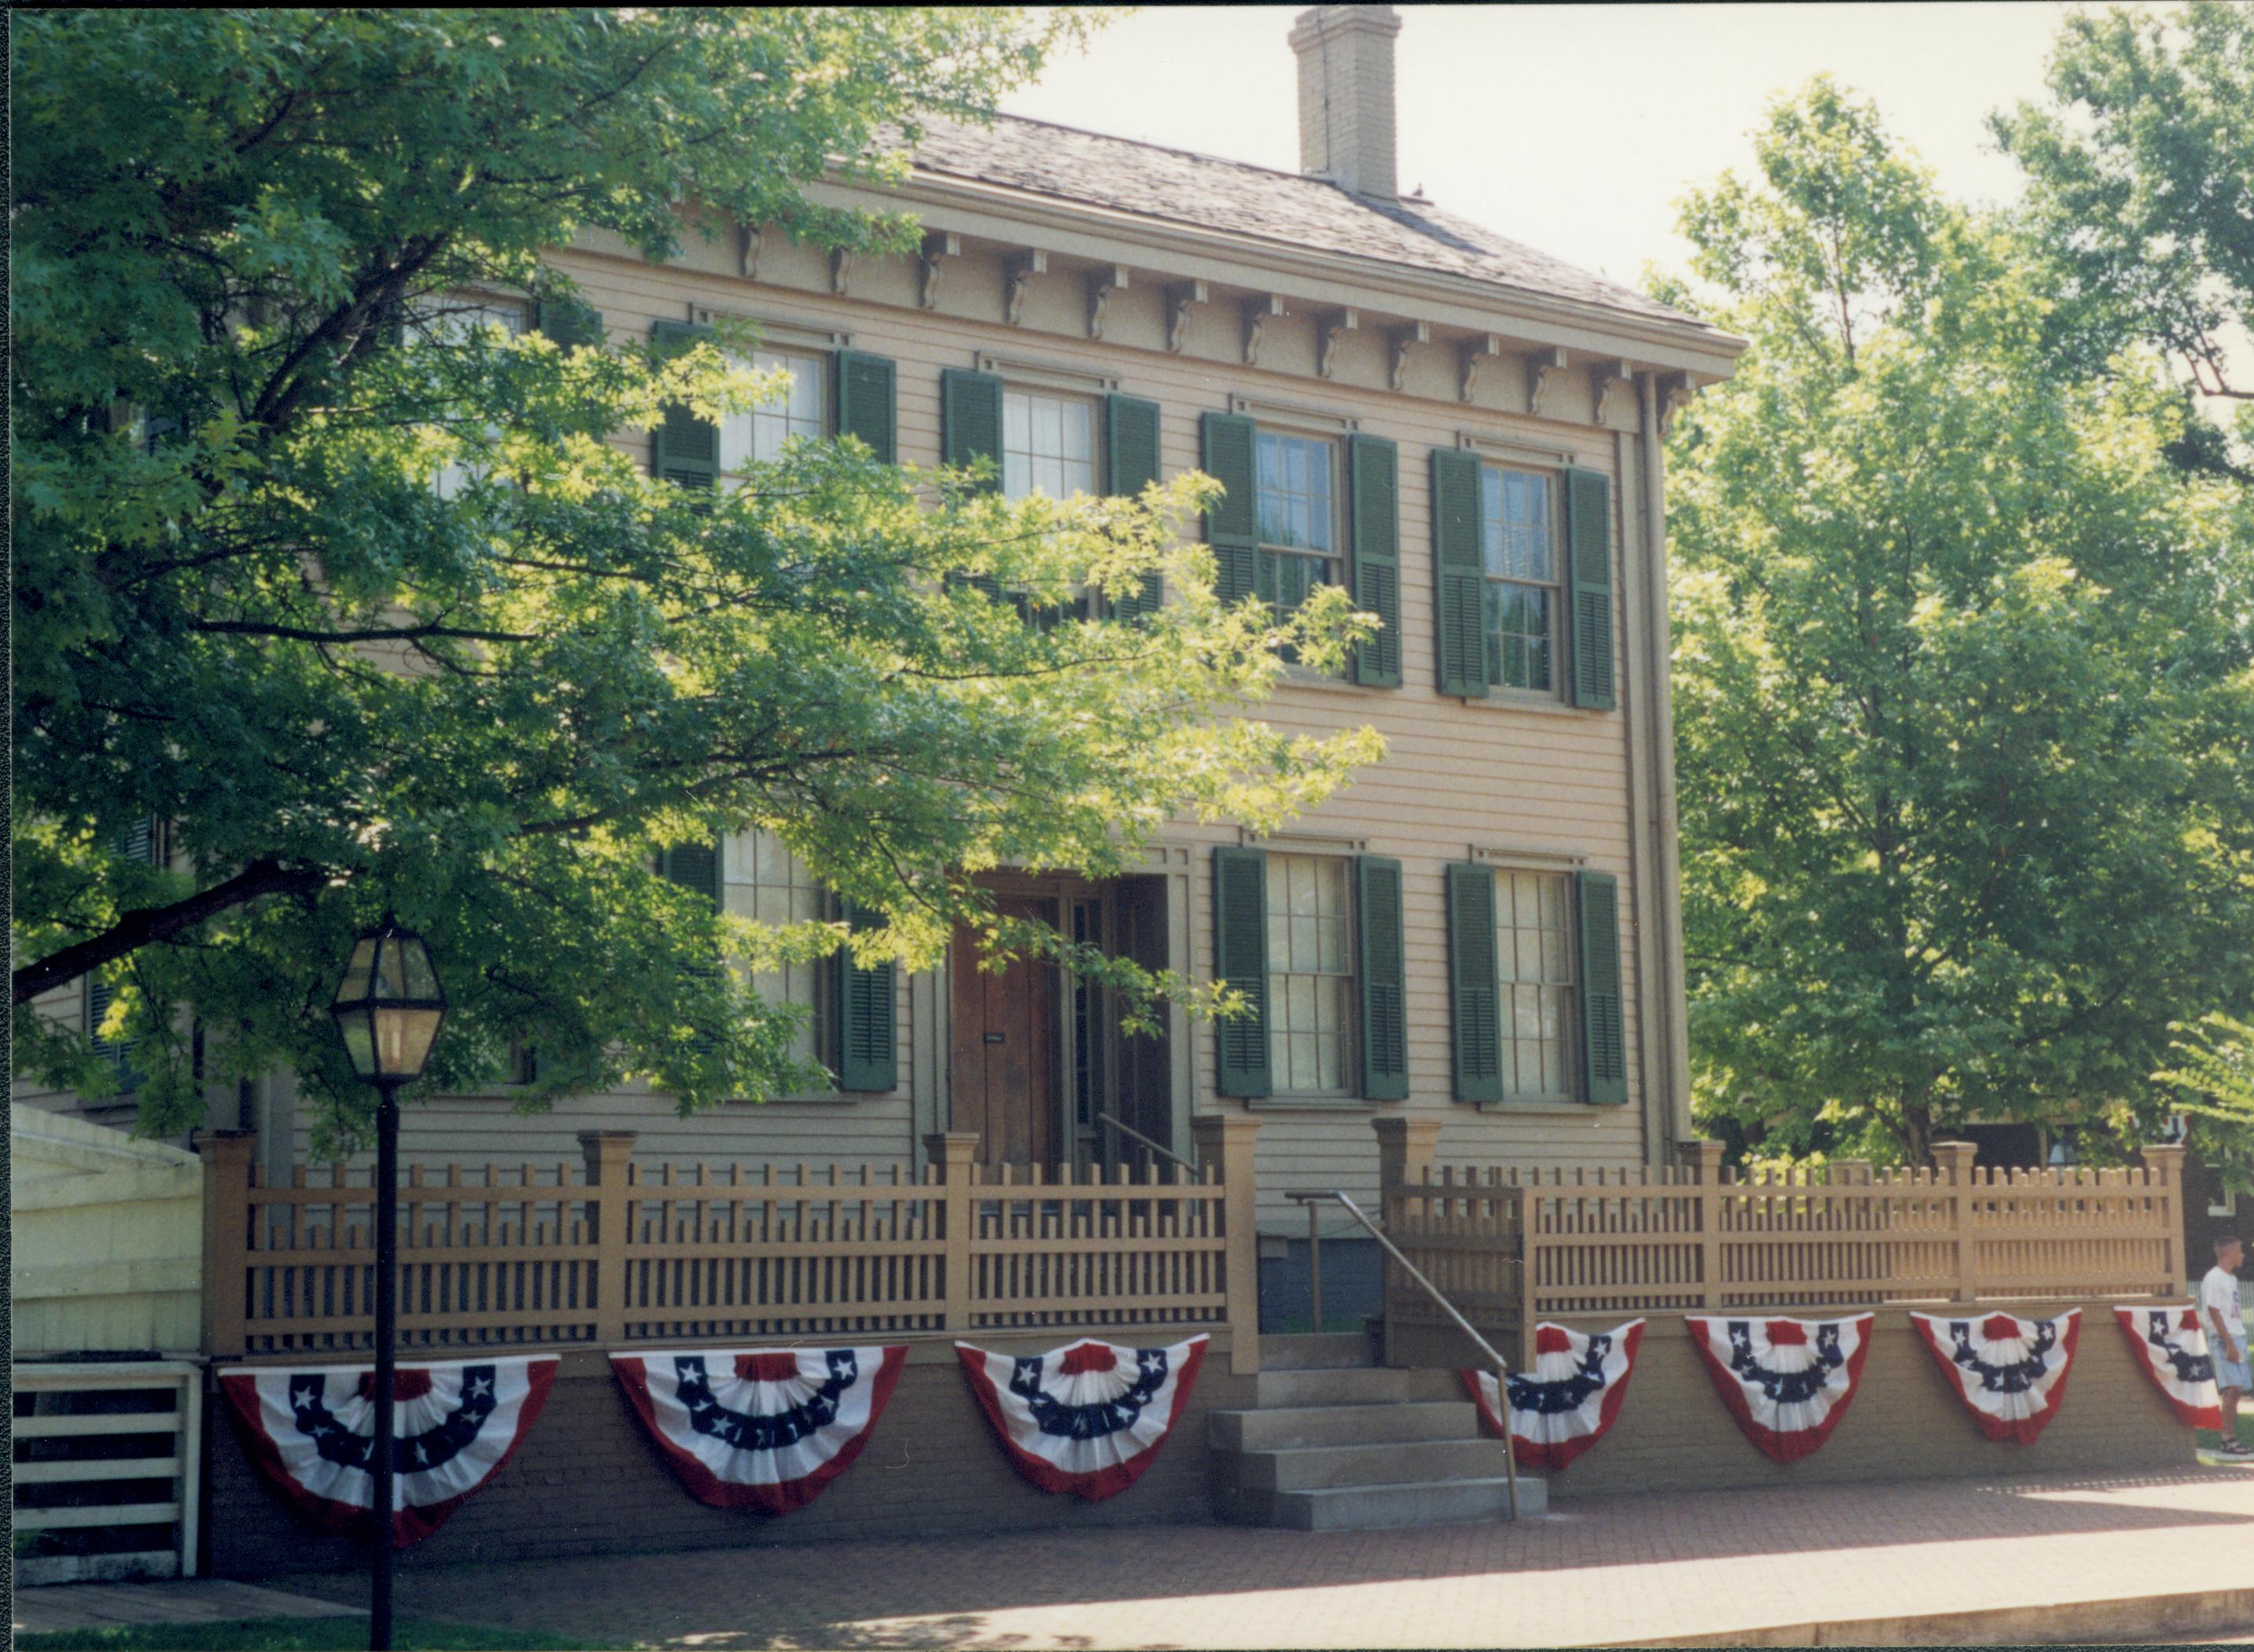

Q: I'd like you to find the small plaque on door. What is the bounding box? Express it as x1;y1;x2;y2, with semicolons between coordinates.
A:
983;1032;1007;1044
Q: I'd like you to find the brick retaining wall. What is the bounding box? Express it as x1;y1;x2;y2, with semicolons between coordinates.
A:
205;1338;1254;1577
1392;1300;2198;1499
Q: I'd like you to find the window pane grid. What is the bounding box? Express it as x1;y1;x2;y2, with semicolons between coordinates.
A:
1266;853;1355;1094
1480;467;1560;694
720;350;827;474
727;829;829;1069
1495;870;1574;1099
1002;388;1095;501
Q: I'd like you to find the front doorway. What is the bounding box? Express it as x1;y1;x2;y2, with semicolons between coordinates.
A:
948;875;1174;1174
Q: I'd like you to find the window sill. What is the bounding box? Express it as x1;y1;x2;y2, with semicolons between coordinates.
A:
1277;664;1363;693
1245;1093;1381;1112
1454;691;1603;717
1478;1095;1600;1115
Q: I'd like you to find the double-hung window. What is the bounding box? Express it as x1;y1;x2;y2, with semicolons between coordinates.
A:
1002;388;1098;502
417;296;527;500
1256;431;1344;651
1266;852;1357;1095
1496;869;1576;1101
729;829;834;1073
1480;465;1562;695
720;348;827;474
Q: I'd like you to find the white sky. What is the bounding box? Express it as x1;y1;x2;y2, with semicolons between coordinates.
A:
1000;3;2095;294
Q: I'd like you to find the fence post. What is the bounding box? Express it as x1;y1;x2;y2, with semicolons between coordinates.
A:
577;1131;636;1346
923;1131;982;1335
1677;1139;1725;1312
1191;1113;1262;1375
1372;1117;1443;1367
194;1130;257;1360
1933;1140;1980;1304
2140;1142;2187;1293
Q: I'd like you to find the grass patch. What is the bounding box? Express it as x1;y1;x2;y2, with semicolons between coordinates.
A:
2194;1413;2254;1454
15;1619;622;1652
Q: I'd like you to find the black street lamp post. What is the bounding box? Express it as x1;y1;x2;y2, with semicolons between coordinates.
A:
329;914;447;1652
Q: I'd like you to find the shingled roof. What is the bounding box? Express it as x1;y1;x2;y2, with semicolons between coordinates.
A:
906;113;1715;335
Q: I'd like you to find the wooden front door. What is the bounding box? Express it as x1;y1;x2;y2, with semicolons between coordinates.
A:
951;895;1059;1168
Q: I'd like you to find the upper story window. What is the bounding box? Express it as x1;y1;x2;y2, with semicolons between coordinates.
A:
1496;868;1576;1101
728;828;833;1073
1266;852;1357;1095
1256;429;1340;602
415;296;527;500
1002;388;1097;500
1479;466;1560;695
720;348;827;473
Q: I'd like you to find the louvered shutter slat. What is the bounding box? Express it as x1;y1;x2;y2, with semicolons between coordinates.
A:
1347;436;1402;687
834;900;897;1091
1567;468;1616;709
835;350;897;464
1212;846;1271;1098
1106;394;1165;619
1431;448;1489;697
1201;412;1260;607
1446;863;1502;1102
1577;870;1628;1103
532;299;603;350
650;319;720;490
1356;855;1408;1100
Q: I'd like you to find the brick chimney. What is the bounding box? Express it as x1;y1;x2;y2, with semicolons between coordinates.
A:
1289;5;1403;201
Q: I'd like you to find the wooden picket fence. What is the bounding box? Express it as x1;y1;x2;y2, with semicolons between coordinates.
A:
197;1121;1261;1365
1376;1131;2189;1371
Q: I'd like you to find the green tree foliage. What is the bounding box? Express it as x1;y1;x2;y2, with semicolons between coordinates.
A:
2159;1013;2254;1198
1992;2;2254;440
1658;78;2254;1167
13;9;1380;1144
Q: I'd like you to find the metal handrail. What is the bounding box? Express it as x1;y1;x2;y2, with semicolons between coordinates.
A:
1305;1189;1524;1521
1094;1111;1199;1176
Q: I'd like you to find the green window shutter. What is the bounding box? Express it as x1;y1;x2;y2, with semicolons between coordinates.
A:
1356;855;1408;1100
1431;447;1489;698
1576;869;1628;1104
834;350;897;464
832;900;897;1092
85;973;142;1094
1201;412;1260;607
941;367;1004;484
1212;845;1272;1098
658;839;721;908
1107;394;1165;619
116;817;159;866
532;299;603;350
1346;434;1401;687
1566;467;1616;710
1446;862;1502;1103
649;319;720;490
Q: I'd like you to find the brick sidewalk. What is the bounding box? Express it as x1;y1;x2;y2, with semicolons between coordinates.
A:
267;1466;2254;1650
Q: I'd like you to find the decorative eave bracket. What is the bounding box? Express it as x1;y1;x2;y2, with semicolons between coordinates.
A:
830;247;855;298
1527;346;1569;419
1004;250;1048;328
1389;322;1431;392
1166;280;1209;354
739;225;764;282
1659;370;1698;437
1458;333;1501;403
1317;308;1359;380
1243;293;1286;367
1088;264;1131;341
1593;360;1633;425
919;232;961;312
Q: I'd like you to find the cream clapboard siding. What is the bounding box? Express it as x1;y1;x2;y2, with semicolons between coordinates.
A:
11;1104;203;1354
20;217;1678;1235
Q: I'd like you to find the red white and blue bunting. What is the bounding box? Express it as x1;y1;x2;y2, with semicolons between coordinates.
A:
218;1357;557;1547
610;1345;905;1514
2114;1304;2223;1430
1462;1319;1645;1472
956;1334;1206;1502
1686;1314;1875;1463
1910;1309;2079;1445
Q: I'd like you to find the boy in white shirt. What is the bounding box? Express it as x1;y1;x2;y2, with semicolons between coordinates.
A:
2202;1234;2248;1458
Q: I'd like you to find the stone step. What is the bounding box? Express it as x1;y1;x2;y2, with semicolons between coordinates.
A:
1226;1434;1516;1492
1249;1365;1461;1408
1232;1474;1545;1532
1258;1331;1376;1371
1210;1400;1482;1453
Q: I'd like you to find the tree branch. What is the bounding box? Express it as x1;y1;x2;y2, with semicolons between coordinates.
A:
13;859;331;1006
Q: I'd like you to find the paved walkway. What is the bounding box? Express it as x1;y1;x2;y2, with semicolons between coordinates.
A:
249;1466;2254;1650
13;1578;359;1636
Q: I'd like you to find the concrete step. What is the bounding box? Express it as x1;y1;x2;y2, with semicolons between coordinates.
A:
1237;1474;1546;1532
1226;1434;1516;1492
1258;1331;1376;1371
1249;1366;1460;1408
1210;1400;1482;1452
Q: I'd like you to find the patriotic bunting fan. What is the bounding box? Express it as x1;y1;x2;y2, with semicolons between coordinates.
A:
1686;1314;1875;1463
610;1345;905;1514
2114;1304;2223;1429
1463;1319;1645;1471
219;1357;557;1547
1910;1309;2080;1445
957;1334;1206;1501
